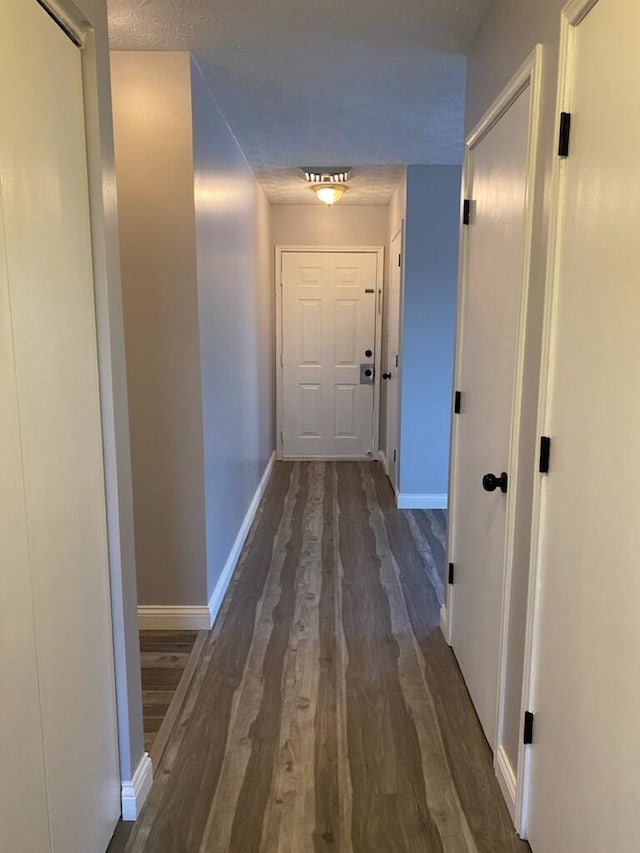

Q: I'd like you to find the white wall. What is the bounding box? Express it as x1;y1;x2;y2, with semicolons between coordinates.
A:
74;0;144;787
111;52;208;607
271;204;389;248
466;0;566;771
190;59;275;602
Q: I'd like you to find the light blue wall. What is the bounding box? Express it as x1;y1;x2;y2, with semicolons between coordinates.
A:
190;60;275;602
399;165;461;498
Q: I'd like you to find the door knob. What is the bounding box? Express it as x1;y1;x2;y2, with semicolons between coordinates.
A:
382;372;392;380
482;472;508;494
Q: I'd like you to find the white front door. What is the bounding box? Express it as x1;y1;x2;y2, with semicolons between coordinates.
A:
384;230;402;491
0;2;120;850
527;1;640;849
281;251;379;459
449;82;532;748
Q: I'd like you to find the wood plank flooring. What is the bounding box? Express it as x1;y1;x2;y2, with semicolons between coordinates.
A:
140;629;207;765
122;462;528;853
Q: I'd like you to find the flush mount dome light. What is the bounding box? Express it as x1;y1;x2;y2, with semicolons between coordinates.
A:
311;183;347;206
303;168;351;206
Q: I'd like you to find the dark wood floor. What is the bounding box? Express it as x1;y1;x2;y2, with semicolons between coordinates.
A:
117;462;527;852
140;629;206;763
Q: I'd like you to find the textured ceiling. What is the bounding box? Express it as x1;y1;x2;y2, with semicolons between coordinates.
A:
108;0;492;204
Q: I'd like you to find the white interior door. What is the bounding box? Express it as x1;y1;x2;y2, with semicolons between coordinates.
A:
281;251;378;459
384;230;402;491
0;2;120;850
526;2;640;849
449;84;532;748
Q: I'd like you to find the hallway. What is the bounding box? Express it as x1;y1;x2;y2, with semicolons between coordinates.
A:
124;462;526;852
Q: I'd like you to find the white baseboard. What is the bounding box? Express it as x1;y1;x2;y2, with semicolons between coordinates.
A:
439;603;450;644
121;752;153;821
138;452;276;632
495;744;517;821
397;493;448;509
207;451;276;629
137;605;211;631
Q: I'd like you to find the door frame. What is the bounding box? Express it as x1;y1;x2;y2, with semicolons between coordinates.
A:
35;0;147;821
445;45;543;825
517;0;598;838
274;245;385;461
382;224;405;494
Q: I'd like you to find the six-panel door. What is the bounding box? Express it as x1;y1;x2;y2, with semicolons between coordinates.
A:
281;251;378;459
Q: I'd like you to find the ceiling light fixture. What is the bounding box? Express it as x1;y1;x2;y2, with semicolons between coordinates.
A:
311;183;347;206
302;168;351;206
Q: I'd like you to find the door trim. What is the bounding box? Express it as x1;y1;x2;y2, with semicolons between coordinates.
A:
36;0;148;821
385;224;404;494
274;245;385;461
518;0;598;837
445;45;544;829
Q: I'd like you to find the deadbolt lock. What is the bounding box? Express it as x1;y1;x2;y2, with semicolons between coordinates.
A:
360;363;374;385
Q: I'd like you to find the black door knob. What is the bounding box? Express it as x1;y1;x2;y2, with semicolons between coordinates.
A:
364;369;373;378
382;372;392;380
482;472;508;494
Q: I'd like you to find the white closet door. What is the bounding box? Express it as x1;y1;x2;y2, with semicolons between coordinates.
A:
0;173;51;853
527;0;640;849
0;2;120;850
449;85;531;748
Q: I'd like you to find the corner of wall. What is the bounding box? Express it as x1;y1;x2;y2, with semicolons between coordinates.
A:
398;166;461;498
389;169;407;237
121;752;153;821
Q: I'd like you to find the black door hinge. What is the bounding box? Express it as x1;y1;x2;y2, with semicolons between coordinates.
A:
523;711;534;745
393;449;397;463
448;563;455;585
395;354;399;368
539;436;551;474
462;199;471;225
558;112;571;157
398;253;402;267
454;390;461;414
